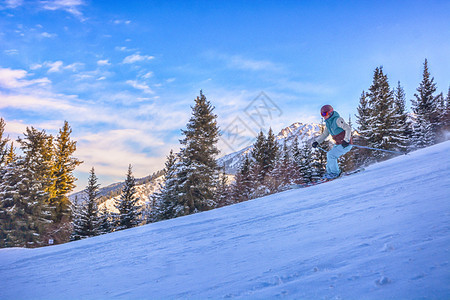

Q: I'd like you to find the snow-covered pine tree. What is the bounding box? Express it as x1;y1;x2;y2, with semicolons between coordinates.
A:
444;86;450;134
71;167;101;240
173;91;220;216
265;128;279;180
290;136;303;185
97;206;112;235
215;165;232;207
115;164;141;230
392;81;410;152
0;127;53;247
150;150;178;221
310;148;324;182
269;139;292;192
249;128;279;197
435;92;446;142
354;90;373;166
48;121;82;223
299;142;313;184
230;154;253;203
411;59;440;148
250;130;267;184
365;67;398;161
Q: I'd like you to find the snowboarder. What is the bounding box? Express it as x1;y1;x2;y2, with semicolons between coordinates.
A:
312;105;352;179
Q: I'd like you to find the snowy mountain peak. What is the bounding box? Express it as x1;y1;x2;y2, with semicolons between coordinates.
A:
219;121;323;173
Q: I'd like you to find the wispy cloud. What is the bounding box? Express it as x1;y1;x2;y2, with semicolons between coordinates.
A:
126;80;154;94
97;59;111;66
41;0;86;19
206;52;283;72
30;61;84;73
123;53;155;64
40;31;57;38
113;19;131;25
0;0;23;9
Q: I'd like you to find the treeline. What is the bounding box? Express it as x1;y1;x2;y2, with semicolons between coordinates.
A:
0;121;81;247
70;165;143;240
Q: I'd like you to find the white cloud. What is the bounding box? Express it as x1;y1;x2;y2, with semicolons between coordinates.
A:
41;0;86;19
97;59;111;66
47;61;63;73
228;55;281;72
1;0;23;9
142;71;153;79
4;49;19;55
113;19;131;25
31;61;84;73
41;32;57;38
123;53;155;64
206;52;283;72
126;80;154;94
0;67;50;88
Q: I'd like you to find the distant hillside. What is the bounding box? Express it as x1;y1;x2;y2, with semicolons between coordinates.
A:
69;170;164;206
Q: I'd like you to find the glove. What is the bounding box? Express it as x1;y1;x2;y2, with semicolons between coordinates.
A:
312;141;318;148
342;140;350;148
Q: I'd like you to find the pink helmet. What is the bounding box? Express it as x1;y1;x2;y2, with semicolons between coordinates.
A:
321;105;333;117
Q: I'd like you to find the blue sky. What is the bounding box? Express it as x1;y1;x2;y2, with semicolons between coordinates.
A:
0;0;449;191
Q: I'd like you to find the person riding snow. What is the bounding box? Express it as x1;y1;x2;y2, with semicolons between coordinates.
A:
312;105;352;179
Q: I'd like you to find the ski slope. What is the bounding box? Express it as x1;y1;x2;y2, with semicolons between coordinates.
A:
1;142;450;299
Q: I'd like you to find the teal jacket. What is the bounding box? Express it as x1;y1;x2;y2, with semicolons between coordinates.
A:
315;111;352;145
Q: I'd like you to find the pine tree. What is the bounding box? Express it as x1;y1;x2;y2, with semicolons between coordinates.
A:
5;142;16;165
269;139;292;192
0;118;9;167
290;136;303;184
355;90;371;145
443;86;450;133
310;148;324;182
435;92;446;142
354;90;373;166
365;67;398;160
150;150;179;221
250;128;279;188
215;165;232;207
411;59;439;148
0;127;53;247
230;154;253;203
115;164;141;230
265;128;279;177
392;81;410;152
49;121;82;223
174;91;220;216
97;206;112;235
250;130;267;184
71;167;101;240
299;142;313;183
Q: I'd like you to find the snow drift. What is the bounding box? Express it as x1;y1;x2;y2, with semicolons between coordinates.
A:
1;141;449;299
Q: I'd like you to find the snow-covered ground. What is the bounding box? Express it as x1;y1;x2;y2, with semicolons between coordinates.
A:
1;141;449;299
